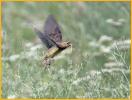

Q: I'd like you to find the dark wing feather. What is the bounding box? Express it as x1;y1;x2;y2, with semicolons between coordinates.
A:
44;15;62;43
34;28;55;48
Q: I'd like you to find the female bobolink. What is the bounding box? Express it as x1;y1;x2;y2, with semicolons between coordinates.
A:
34;15;71;65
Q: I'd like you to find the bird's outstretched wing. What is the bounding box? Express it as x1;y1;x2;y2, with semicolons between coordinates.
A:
44;15;62;43
34;27;55;48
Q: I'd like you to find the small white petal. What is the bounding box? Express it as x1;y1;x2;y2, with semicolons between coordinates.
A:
9;54;20;61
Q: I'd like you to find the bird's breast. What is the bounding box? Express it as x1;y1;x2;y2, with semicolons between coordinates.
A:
45;46;60;58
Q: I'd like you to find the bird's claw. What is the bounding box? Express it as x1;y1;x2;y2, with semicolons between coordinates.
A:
42;58;54;66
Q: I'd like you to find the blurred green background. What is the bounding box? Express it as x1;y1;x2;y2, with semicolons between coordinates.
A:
2;2;130;98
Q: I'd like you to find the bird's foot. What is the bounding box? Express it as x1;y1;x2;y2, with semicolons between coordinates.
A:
43;58;54;67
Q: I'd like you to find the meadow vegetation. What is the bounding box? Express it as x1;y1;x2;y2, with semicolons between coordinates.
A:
2;2;130;98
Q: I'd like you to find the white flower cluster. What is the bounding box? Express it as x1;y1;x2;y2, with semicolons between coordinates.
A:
3;43;43;62
106;18;125;27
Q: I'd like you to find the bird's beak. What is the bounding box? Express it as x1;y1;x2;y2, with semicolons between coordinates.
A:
67;41;71;45
69;42;72;48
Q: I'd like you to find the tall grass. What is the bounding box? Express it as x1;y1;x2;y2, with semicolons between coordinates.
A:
2;2;130;98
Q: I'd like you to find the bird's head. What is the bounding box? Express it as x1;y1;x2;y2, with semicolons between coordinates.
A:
56;41;72;49
62;41;71;48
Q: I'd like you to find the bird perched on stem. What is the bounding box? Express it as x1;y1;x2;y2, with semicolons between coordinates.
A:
34;15;71;65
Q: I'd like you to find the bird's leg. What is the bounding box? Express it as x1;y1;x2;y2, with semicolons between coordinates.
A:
42;58;54;74
42;57;54;67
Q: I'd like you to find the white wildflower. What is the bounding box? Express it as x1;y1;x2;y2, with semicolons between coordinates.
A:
112;22;122;26
72;70;102;85
9;54;20;61
100;87;112;92
111;40;130;50
104;62;124;68
30;44;43;51
106;18;113;23
108;56;115;61
113;40;130;46
25;42;33;48
98;35;113;44
72;75;91;85
59;69;65;74
82;52;89;57
118;18;125;23
26;51;35;57
106;18;124;26
101;68;129;73
20;49;39;60
90;70;101;76
33;21;43;31
100;45;111;53
76;95;86;98
89;41;100;48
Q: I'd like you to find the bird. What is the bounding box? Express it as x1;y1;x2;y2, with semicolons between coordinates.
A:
34;15;71;65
